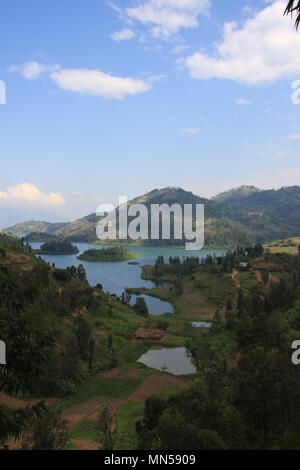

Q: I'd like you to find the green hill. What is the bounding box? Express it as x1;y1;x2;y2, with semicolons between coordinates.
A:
3;186;300;248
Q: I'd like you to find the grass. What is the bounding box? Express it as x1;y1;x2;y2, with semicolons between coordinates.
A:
114;401;145;450
69;419;102;442
114;386;185;450
135;265;237;321
265;237;300;255
60;375;143;409
160;334;188;348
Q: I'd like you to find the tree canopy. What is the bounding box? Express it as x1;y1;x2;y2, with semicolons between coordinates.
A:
285;1;300;30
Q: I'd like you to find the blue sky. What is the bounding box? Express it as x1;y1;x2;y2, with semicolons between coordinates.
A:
1;0;300;224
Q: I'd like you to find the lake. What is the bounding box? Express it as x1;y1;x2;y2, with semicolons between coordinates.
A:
31;242;224;315
137;347;197;376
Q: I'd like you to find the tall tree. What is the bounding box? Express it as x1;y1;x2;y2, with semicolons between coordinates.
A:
285;1;300;30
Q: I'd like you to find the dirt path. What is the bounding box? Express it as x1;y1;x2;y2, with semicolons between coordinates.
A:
255;270;263;284
128;373;189;403
70;439;100;450
3;369;190;451
232;269;241;289
60;371;190;450
0;392;55;409
100;368;143;379
62;396;124;431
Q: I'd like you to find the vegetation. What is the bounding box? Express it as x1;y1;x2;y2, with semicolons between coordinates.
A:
136;245;300;450
24;232;61;243
36;241;79;255
285;1;300;29
6;185;300;248
1;233;300;450
77;247;139;262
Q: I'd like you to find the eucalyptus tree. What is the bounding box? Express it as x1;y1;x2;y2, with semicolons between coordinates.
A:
285;1;300;29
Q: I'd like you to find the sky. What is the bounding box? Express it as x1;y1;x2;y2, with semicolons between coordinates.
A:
1;0;300;225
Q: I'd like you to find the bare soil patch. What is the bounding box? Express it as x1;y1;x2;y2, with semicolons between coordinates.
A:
0;392;54;409
70;439;100;451
135;328;167;341
128;373;189;403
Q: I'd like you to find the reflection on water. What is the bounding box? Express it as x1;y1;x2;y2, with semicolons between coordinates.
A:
137;347;197;376
130;294;174;316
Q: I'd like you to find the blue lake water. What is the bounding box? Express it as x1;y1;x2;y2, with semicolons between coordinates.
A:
31;242;223;316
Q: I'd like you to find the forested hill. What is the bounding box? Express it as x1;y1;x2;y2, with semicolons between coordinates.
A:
214;186;300;231
3;186;300;247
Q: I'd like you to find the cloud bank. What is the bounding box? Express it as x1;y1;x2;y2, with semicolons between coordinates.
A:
0;183;66;208
121;0;210;38
183;0;300;84
9;62;152;100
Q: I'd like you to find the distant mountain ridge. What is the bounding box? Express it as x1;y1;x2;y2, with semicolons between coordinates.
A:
3;185;300;248
213;185;261;203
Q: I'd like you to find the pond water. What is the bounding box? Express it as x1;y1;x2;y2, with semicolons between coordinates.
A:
30;242;223;316
130;294;174;316
192;322;212;329
137;347;197;376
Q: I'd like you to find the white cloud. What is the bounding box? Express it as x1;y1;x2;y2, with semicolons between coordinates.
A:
125;0;210;38
184;127;199;134
289;133;300;141
183;0;300;84
111;28;136;42
236;98;252;105
0;183;66;207
9;61;58;80
9;62;152;100
50;68;151;100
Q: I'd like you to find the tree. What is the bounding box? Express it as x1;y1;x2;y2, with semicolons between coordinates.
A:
24;409;68;450
285;1;300;30
108;334;113;351
174;279;183;297
88;339;95;371
75;316;92;361
63;335;80;379
97;406;114;450
77;264;87;282
0;402;46;448
134;297;149;317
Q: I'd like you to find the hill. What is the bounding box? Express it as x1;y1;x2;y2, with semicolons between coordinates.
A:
213;185;261;204
3;186;300;248
216;186;300;231
3;220;66;238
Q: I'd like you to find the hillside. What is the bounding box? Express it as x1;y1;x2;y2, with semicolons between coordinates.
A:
1;235;300;449
3;186;300;248
3;220;67;238
217;186;300;231
213;185;261;204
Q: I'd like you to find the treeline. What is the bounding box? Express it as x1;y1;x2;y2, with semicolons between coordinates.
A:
137;249;300;449
0;243;113;400
37;241;79;254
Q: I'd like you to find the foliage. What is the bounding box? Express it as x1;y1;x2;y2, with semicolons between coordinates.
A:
37;241;79;255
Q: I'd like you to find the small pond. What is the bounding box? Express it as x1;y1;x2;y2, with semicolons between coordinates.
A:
192;322;212;329
130;294;174;316
137;347;197;376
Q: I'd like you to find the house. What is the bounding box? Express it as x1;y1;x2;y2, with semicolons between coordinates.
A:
238;262;249;271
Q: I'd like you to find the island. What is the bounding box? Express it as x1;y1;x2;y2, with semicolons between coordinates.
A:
77;246;139;262
35;241;79;255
